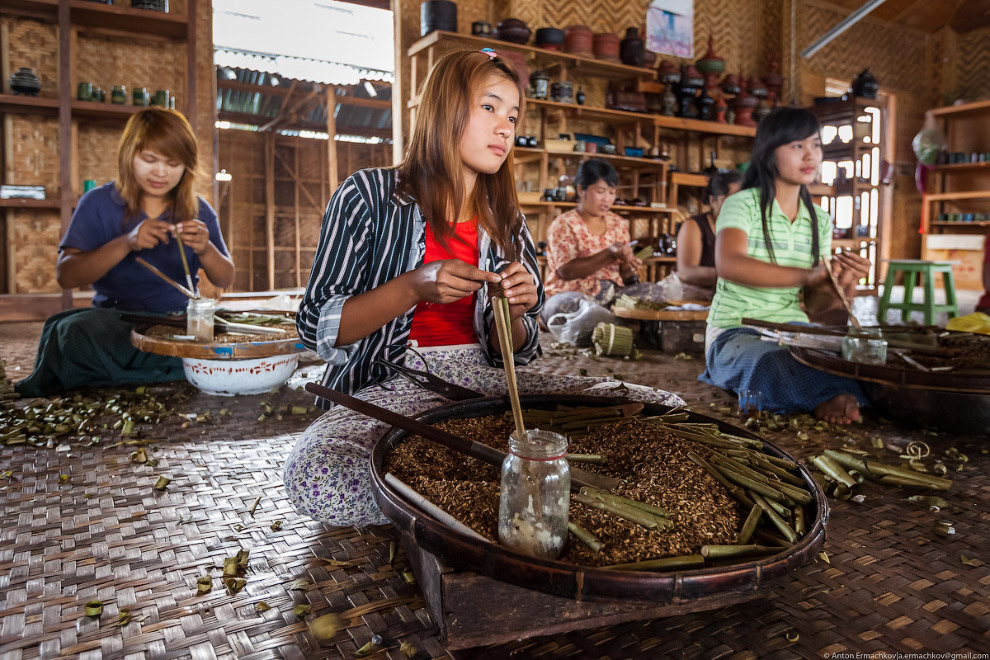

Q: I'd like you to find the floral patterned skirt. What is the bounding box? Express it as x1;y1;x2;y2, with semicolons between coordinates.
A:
283;345;684;527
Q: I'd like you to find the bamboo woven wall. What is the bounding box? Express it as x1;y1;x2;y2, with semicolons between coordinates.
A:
0;0;216;299
954;26;990;102
1;17;58;97
219;129;391;291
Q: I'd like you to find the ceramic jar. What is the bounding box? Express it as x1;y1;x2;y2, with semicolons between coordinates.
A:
133;87;149;107
564;24;593;57
657;60;681;86
471;21;492;37
529;70;549;100
9;67;41;96
695;34;725;90
762;60;783;104
495;18;531;44
619;27;645;67
536;27;564;50
747;76;768;100
77;81;93;101
721;73;741;96
550;81;574;104
111;85;127;104
593;32;620;62
420;0;456;37
851;68;879;98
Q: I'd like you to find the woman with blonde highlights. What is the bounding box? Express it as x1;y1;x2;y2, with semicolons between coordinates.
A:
285;49;682;526
17;108;234;397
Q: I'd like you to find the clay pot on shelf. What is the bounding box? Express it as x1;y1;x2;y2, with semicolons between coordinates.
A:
420;0;457;37
762;59;783;105
731;90;758;127
535;27;564;50
495;18;531;44
471;21;492;37
747;76;768;100
657;60;681;86
695;34;725;90
9;67;41;96
643;49;658;69
550;81;574;104
696;87;715;121
529;70;549;100
619;27;645;67
851;68;879;98
721;72;741;96
564;24;593;57
592;32;620;62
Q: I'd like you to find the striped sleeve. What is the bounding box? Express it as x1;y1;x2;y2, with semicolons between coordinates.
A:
296;171;374;365
715;189;757;235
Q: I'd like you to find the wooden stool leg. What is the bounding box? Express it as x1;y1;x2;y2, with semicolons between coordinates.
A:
942;269;958;319
878;268;897;323
901;270;917;323
922;267;936;326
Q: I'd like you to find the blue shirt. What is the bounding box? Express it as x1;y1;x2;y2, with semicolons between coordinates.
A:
297;167;544;401
60;182;229;313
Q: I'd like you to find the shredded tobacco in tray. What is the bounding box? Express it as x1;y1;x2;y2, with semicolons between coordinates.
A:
385;415;743;567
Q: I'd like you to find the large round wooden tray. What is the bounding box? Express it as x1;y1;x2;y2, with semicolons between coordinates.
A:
789;346;990;394
131;324;307;360
371;394;827;605
790;347;990;433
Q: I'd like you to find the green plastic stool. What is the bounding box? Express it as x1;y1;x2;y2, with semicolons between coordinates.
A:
878;260;958;325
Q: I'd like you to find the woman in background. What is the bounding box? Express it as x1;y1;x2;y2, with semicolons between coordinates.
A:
675;169;743;301
17;108;233;397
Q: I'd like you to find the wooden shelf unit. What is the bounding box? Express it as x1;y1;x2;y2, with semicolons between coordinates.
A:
921;100;990;290
408;30;758;283
809;96;889;289
0;0;197;315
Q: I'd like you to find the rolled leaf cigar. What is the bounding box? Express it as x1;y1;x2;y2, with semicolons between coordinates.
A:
567;454;608;464
713;462;793;505
749;491;799;543
746;453;806;486
661;425;740;449
580;486;671;519
812;455;858;489
608;554;705;571
567;521;604;553
823;449;952;490
764;496;792;520
687;451;755;508
736;504;762;544
572;492;661;530
754;527;794;548
701;544;781;559
793;505;806;536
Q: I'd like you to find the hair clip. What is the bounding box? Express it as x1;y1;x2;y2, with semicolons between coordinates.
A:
479;47;498;59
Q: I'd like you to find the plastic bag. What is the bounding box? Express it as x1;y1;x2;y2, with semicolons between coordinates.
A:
546;295;617;346
946;312;990;336
912;111;945;166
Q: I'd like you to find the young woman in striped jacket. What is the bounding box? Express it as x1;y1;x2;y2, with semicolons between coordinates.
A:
284;49;682;526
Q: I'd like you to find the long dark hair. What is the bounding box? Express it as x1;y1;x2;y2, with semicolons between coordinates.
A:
575;159;619;189
396;50;524;258
706;169;742;205
742;107;822;264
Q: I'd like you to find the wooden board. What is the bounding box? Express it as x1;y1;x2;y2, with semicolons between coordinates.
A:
131;325;306;360
612;305;709;321
402;530;767;650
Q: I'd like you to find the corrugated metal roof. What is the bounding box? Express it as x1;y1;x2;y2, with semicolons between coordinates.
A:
216;64;392;138
215;48;392;87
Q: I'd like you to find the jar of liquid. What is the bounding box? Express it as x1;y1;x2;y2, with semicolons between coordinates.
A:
186;297;215;342
497;429;570;559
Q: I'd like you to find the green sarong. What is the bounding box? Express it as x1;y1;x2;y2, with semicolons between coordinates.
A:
15;308;184;398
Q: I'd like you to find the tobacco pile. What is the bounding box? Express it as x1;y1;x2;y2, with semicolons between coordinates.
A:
385;411;800;568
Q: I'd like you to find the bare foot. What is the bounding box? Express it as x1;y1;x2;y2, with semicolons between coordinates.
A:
814;394;861;425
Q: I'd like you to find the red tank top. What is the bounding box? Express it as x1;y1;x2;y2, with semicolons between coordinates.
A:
408;219;480;347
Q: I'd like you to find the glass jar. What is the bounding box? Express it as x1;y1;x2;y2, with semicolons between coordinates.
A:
497;429;570;560
186;297;215;342
841;328;887;365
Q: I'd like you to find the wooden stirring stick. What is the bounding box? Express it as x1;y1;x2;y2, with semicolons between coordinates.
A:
172;230;197;297
135;257;196;299
821;255;863;331
491;291;526;440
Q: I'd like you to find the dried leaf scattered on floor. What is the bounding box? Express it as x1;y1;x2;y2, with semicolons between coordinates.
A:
293;604;312;616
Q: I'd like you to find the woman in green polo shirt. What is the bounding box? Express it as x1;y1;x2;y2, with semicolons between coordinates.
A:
701;107;871;425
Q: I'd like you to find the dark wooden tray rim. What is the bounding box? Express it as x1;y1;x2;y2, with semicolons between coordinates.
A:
371;394;828;604
790;347;990;394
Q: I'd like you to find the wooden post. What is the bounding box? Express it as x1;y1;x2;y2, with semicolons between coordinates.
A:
294;143;301;288
58;0;72;308
326;85;338;192
265;130;275;290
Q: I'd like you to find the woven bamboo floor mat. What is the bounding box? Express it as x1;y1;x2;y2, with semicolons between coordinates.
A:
2;380;988;660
